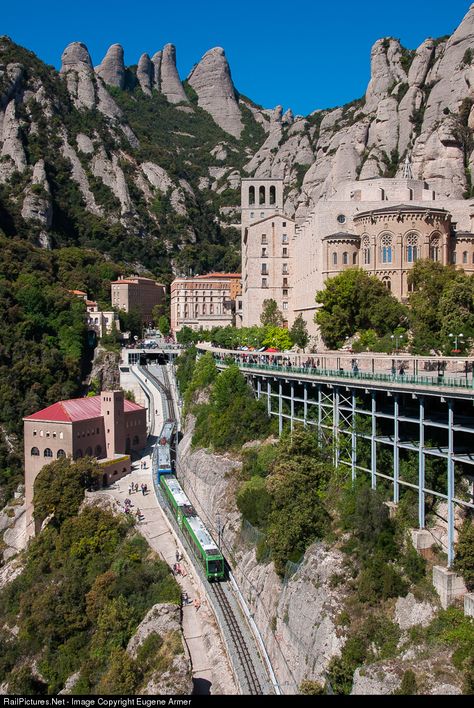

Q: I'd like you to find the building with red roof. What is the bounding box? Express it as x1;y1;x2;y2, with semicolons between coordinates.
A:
23;391;147;537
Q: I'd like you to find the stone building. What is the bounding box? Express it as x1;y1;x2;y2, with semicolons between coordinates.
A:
170;272;241;333
86;300;120;339
241;168;474;337
111;276;166;325
23;391;147;537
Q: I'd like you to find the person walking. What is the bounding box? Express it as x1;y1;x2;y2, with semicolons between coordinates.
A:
128;484;132;495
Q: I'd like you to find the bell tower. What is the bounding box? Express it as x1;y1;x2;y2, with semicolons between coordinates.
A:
241;178;284;232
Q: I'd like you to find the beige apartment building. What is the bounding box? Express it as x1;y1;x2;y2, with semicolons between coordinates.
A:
111;276;166;324
23;391;147;537
86;300;120;338
170;273;241;333
241;167;474;338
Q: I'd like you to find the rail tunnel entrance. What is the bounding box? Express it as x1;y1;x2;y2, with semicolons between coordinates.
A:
139;352;168;365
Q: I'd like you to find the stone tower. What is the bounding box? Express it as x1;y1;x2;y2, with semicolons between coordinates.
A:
101;390;125;456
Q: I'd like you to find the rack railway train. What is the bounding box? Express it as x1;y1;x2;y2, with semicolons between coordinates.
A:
152;412;224;581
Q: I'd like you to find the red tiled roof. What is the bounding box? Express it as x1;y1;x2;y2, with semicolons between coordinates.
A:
68;289;87;296
195;273;241;279
24;396;144;423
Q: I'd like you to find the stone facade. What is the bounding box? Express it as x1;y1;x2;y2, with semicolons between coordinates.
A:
86;300;120;338
23;391;146;537
111;276;166;325
170;273;241;333
241;173;474;336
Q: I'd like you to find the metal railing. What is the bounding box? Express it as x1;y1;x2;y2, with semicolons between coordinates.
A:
213;360;474;391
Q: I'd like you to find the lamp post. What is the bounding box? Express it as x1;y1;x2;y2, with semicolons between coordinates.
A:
449;333;464;353
391;333;404;353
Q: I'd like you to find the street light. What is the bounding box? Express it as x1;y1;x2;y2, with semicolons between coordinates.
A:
391;333;404;352
449;333;464;353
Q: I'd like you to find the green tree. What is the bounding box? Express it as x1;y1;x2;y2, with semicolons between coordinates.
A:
118;308;142;340
262;326;293;351
260;299;283;327
315;268;407;349
290;313;309;349
237;476;272;527
454;520;474;591
176;325;198;345
33;457;101;528
158;315;170;337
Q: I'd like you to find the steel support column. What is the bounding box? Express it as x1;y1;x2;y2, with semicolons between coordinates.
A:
278;382;283;435
371;391;377;489
290;383;295;432
393;394;400;503
267;380;271;416
257;378;261;400
351;389;357;483
447;400;455;567
303;384;308;427
418;397;425;529
334;387;340;468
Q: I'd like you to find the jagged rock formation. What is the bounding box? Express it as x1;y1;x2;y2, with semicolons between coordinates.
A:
188;47;243;138
160;44;189;104
21;159;52;247
137;53;153;96
95;43;125;88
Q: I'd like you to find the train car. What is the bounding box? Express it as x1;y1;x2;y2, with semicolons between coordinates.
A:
160;474;224;581
153;420;175;481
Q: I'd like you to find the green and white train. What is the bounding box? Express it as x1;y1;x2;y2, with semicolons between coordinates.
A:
160;473;225;581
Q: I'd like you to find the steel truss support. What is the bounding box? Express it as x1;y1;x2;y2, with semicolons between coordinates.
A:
371;392;377;489
447;400;455;568
351;389;357;483
393;394;400;503
418;397;425;529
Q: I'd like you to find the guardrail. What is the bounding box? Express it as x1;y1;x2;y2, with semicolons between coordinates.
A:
213;360;474;391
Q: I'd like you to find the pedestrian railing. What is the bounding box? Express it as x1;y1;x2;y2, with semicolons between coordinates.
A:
212;359;474;391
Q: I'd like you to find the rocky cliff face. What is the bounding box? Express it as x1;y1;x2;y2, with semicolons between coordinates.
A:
1;4;474;270
177;416;347;692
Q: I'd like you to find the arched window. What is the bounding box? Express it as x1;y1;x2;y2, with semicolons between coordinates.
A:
85;447;93;456
75;449;83;459
382;277;391;291
381;234;393;264
353;252;358;265
406;232;419;263
31;447;39;456
362;236;371;265
430;235;440;262
463;251;468;264
259;185;265;205
202;304;206;315
44;448;53;458
133;435;139;446
343;252;348;265
332;252;338;266
269;185;276;205
249;186;255;205
57;449;66;458
126;438;131;453
95;445;102;457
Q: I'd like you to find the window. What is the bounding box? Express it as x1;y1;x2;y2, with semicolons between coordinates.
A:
282;264;289;275
406;233;419;263
452;252;457;264
269;185;276;205
85;447;92;456
260;212;265;218
337;214;346;224
31;447;39;456
282;247;288;257
57;449;66;458
463;251;468;264
353;252;358;265
282;302;288;310
249;186;255;205
282;234;288;244
259;185;265;205
33;430;37;437
343;252;348;265
430;236;440;262
382;277;391;291
76;449;83;459
262;278;268;288
283;278;288;287
282;222;287;227
261;264;268;275
381;234;393;264
44;448;53;458
46;431;50;438
133;435;140;445
95;445;102;457
261;248;267;257
332;252;338;266
261;234;267;244
283;289;288;297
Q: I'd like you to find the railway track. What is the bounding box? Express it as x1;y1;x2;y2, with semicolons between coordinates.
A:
211;582;263;695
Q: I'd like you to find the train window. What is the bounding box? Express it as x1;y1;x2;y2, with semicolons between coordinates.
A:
207;559;223;575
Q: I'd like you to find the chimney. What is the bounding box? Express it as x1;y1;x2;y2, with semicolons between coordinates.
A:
101;390;125;455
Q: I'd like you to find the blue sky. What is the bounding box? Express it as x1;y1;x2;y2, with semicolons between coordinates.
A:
2;0;472;115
